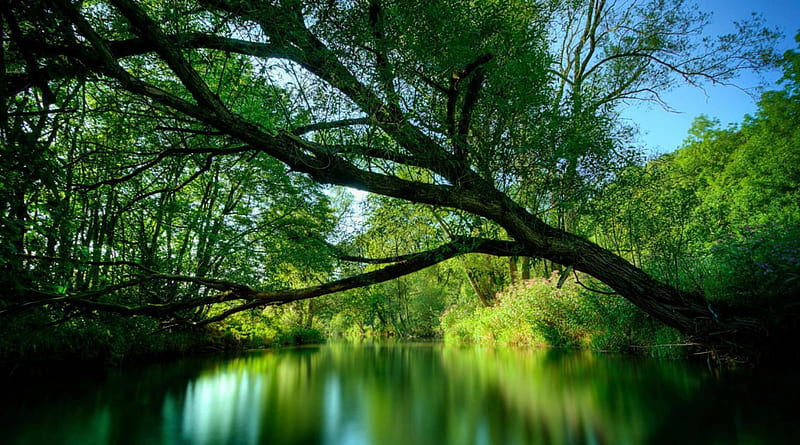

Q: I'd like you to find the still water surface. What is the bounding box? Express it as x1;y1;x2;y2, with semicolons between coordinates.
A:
2;342;798;444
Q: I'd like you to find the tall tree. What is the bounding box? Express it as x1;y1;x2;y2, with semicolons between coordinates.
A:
1;0;786;359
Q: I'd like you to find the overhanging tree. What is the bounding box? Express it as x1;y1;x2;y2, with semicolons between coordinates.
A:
1;0;788;358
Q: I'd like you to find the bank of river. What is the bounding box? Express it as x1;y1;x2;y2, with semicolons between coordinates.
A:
1;342;797;444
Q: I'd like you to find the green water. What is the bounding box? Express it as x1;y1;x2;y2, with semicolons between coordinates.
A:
1;342;797;444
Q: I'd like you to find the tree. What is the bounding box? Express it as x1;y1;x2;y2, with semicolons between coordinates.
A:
0;0;786;359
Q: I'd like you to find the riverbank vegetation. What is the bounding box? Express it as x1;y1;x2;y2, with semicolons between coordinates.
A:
1;0;798;367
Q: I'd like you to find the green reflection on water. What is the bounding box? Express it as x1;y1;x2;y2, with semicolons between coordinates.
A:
2;342;798;444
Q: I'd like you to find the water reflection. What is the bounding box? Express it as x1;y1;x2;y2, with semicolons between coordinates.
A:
2;343;798;444
164;367;265;444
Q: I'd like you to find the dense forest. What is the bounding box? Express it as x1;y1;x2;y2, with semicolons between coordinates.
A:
1;0;798;366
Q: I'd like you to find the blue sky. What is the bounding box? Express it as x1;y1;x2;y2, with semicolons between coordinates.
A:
620;0;800;156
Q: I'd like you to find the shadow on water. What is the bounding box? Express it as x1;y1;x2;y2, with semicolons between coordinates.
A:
1;342;798;444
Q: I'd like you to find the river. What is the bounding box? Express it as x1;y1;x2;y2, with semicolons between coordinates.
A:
1;342;797;444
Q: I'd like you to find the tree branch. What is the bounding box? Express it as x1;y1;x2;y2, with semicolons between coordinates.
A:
368;0;398;103
1;237;530;324
74;145;249;191
6;33;284;97
1;7;56;103
291;117;371;135
109;0;231;116
455;63;488;159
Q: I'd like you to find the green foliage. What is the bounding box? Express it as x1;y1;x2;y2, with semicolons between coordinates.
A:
584;35;800;322
278;326;326;346
587;160;700;288
586;295;686;358
700;223;800;306
209;302;326;348
315;263;455;339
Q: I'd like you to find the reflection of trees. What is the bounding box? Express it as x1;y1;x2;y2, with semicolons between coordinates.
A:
438;347;708;445
5;345;799;444
160;346;800;445
172;348;326;445
217;344;707;445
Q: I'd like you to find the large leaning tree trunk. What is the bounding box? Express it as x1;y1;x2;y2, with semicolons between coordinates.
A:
1;0;785;360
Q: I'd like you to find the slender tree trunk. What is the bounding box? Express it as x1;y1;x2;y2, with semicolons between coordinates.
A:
509;256;519;284
305;300;314;329
521;256;531;280
464;268;493;307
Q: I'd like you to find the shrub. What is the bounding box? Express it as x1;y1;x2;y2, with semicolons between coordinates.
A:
275;326;326;346
441;272;687;355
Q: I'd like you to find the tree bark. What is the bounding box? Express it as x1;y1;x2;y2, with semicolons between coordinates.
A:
465;268;494;307
521;256;531;280
509;257;519;284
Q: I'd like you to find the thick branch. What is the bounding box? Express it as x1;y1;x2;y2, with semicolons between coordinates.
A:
1;238;528;323
6;33;283;96
368;0;397;102
245;3;482;187
17;2;480;191
455;64;487;159
192;237;529;325
447;53;493;143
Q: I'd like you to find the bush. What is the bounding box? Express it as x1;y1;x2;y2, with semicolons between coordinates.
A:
441;272;687;355
0;309;210;366
275;326;326;346
212;305;326;348
442;273;588;348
